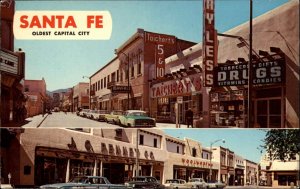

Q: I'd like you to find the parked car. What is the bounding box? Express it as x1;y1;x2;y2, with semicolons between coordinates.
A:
119;110;156;127
40;176;126;189
79;109;90;117
105;110;124;124
87;110;107;121
164;179;189;189
125;176;164;189
186;178;208;189
206;180;226;189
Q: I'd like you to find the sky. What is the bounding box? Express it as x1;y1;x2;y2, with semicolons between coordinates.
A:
163;128;268;163
14;0;290;91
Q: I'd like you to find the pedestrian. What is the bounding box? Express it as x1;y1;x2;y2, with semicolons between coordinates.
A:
185;108;194;128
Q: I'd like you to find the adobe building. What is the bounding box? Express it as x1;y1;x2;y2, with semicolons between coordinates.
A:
1;128;224;188
90;28;196;113
72;82;89;111
1;0;26;126
23;78;47;117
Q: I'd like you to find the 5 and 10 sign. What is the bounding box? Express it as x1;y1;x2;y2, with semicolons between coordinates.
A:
156;44;165;78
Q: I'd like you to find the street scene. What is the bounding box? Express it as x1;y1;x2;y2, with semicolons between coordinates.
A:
1;128;299;188
1;0;299;128
0;0;299;189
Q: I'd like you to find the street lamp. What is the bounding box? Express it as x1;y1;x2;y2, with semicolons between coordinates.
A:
115;49;130;110
209;139;225;182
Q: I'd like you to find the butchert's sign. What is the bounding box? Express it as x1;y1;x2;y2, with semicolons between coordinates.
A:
144;31;176;79
13;11;112;40
215;59;285;86
150;74;202;98
203;0;217;87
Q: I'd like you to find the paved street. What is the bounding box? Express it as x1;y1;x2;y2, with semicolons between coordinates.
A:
21;112;189;128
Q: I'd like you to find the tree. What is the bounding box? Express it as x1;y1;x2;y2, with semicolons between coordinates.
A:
262;129;300;161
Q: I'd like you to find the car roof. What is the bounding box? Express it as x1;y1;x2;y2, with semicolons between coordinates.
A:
126;110;146;113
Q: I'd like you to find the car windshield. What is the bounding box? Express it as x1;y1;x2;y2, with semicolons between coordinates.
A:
189;178;202;182
127;112;147;116
131;177;147;182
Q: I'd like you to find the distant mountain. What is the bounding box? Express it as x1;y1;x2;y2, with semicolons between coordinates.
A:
47;88;71;97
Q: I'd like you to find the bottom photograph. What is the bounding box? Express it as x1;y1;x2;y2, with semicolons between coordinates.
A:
0;128;299;189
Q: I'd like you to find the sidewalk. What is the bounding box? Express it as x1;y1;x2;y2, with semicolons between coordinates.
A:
21;113;49;128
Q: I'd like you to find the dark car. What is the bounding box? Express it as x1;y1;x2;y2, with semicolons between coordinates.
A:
39;176;126;189
125;176;164;189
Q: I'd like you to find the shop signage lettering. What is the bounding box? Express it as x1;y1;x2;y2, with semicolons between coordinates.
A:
145;31;176;79
182;158;213;168
203;0;217;87
215;59;284;86
111;85;131;93
0;50;19;75
151;75;202;98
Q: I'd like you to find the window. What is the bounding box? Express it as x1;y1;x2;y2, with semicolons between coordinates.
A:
111;72;116;82
154;138;157;148
117;70;119;82
192;148;197;157
104;77;106;88
131;64;134;77
177;146;180;153
107;75;110;83
125;67;128;80
97;81;100;91
25;85;29;92
139;135;144;145
137;53;142;75
101;79;103;89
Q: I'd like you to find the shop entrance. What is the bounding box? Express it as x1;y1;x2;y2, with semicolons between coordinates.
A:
103;163;125;184
255;98;282;128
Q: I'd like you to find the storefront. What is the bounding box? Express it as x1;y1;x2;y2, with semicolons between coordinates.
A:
150;73;205;124
210;56;286;128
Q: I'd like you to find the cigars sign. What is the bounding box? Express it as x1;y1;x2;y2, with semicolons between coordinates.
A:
151;75;202;98
13;11;112;40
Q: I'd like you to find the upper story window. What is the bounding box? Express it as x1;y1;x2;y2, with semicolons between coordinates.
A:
107;75;110;83
104;77;106;88
139;134;144;145
137;52;142;75
25;85;29;92
131;64;134;77
117;70;119;82
153;138;157;148
111;72;116;82
192;148;197;157
101;79;103;89
177;146;180;153
97;81;100;91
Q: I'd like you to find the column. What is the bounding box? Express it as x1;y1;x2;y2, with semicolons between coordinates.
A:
150;165;153;177
99;161;103;176
93;160;98;176
65;159;70;183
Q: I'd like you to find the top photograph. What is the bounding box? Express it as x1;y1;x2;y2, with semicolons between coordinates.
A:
1;0;299;128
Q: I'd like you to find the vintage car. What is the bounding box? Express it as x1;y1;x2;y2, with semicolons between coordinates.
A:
125;176;164;189
88;110;108;121
164;179;189;189
206;180;226;189
40;176;126;189
186;178;208;189
105;110;124;124
119;110;156;127
78;109;90;117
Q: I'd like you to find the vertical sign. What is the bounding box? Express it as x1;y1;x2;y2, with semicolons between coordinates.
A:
144;31;176;79
156;44;165;79
203;0;217;87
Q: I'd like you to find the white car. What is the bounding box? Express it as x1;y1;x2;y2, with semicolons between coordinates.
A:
88;110;107;121
164;179;189;189
186;178;208;189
